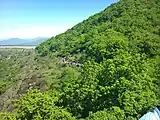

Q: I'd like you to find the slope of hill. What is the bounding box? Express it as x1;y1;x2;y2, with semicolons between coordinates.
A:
37;0;160;61
0;0;160;119
36;0;160;119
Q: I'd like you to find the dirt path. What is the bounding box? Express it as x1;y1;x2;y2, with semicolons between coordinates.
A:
61;57;83;67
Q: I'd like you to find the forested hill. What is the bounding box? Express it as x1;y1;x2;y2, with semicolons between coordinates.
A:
36;0;160;62
35;0;160;119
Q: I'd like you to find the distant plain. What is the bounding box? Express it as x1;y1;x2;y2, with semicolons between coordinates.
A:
0;46;36;49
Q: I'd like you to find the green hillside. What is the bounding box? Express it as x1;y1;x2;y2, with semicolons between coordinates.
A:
0;0;160;119
37;0;160;61
36;0;160;119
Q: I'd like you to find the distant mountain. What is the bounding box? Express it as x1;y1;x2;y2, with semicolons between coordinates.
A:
0;38;29;45
20;37;48;45
0;37;48;46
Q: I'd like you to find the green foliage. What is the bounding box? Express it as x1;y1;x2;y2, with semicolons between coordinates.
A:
86;107;125;120
60;51;158;118
36;0;160;119
0;48;79;112
1;0;160;120
0;112;16;120
36;0;160;61
15;89;75;120
0;81;8;94
0;49;34;94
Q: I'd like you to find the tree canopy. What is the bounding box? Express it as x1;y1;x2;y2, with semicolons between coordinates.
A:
36;0;160;119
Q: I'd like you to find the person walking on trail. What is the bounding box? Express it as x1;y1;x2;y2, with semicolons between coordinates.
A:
139;107;160;120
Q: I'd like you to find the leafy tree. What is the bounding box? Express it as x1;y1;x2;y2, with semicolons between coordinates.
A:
0;112;16;120
60;51;158;118
15;90;75;120
86;107;125;120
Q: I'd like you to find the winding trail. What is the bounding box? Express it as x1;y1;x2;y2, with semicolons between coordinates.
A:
61;57;83;67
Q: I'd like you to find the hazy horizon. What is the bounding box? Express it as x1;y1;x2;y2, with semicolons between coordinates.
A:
0;36;49;41
0;0;118;39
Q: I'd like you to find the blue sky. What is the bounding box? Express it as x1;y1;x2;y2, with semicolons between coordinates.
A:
0;0;118;39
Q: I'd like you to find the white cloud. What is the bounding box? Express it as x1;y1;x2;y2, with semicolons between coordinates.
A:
0;24;73;39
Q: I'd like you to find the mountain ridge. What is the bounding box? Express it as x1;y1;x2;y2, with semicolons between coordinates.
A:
36;0;160;60
0;37;48;46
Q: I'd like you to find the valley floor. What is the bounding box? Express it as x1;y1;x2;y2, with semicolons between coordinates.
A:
0;46;36;49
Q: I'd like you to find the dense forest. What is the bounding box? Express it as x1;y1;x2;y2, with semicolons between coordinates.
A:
0;0;160;119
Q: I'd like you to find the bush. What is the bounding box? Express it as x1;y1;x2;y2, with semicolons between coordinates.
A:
86;107;125;120
15;89;75;120
0;112;16;120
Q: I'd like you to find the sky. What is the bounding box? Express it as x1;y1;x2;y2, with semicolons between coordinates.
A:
0;0;118;39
